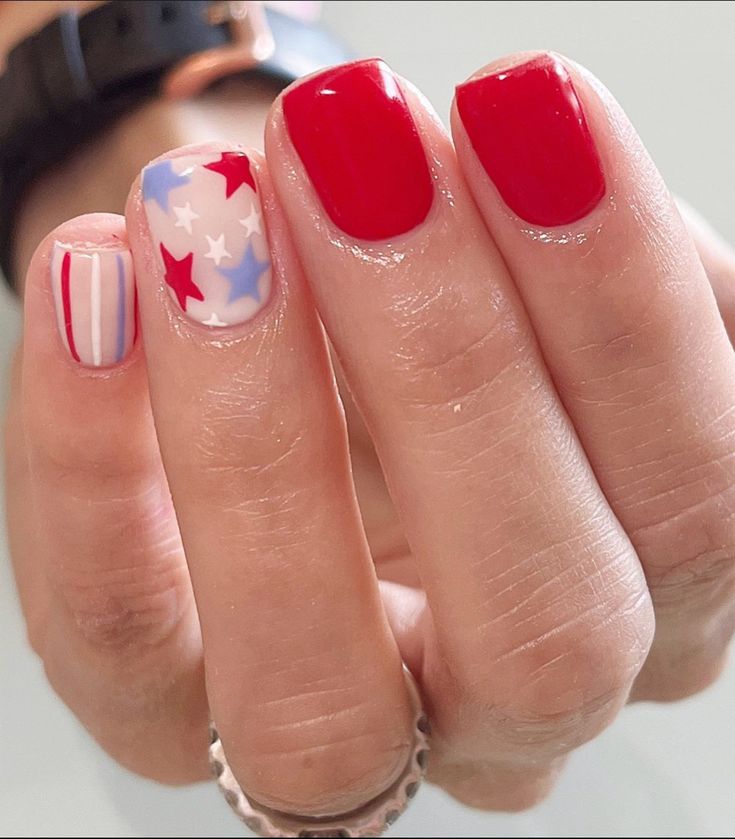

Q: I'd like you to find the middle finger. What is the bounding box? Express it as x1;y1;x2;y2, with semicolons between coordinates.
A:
266;59;654;796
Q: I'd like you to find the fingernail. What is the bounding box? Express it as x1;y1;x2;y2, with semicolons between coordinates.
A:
141;150;271;327
51;241;137;367
456;54;606;226
283;58;433;240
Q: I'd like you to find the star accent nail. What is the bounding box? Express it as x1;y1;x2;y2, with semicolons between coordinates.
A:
238;204;262;236
203;313;229;327
204;233;231;266
204;152;257;198
142;151;271;326
160;244;203;311
173;202;200;234
142;160;191;212
218;242;269;303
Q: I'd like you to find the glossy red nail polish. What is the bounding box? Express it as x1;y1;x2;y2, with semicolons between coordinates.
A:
456;54;606;226
283;59;433;240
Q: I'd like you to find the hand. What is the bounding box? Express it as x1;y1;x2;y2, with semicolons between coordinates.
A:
7;52;735;820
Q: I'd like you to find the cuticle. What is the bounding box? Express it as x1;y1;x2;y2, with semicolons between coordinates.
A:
517;193;615;247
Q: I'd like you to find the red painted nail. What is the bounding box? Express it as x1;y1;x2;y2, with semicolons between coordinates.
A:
283;59;433;240
456;54;606;226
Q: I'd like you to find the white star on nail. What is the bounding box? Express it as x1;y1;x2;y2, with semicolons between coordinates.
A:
173;202;199;234
204;233;231;266
203;312;228;327
238;205;262;236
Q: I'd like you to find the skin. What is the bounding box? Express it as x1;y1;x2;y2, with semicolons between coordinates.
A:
4;2;735;819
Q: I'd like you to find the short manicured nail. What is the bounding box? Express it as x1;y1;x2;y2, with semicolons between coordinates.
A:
51;241;136;366
456;54;606;226
283;58;433;240
141;150;271;326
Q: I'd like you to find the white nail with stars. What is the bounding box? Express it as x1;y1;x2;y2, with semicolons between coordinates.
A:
141;150;271;327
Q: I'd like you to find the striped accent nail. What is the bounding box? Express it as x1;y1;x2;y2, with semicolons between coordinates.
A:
51;241;137;366
141;150;271;327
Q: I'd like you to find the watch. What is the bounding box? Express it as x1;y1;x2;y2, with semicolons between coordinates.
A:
0;0;351;289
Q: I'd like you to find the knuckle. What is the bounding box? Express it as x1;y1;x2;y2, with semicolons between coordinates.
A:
381;282;535;416
460;584;653;750
633;479;735;617
24;391;154;489
188;384;339;523
60;556;192;653
221;695;414;816
28;427;156;493
634;645;731;703
651;548;735;616
620;402;735;608
437;762;562;812
193;386;314;485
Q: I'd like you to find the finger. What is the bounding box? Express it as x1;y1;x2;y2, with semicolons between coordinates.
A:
4;345;49;642
678;197;735;341
432;756;567;812
19;214;208;782
266;58;653;805
451;52;735;700
126;144;414;816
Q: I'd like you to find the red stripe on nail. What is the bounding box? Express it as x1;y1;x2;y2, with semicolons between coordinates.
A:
60;251;80;362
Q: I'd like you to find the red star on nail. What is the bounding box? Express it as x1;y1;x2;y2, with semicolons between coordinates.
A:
204;152;257;198
160;244;203;311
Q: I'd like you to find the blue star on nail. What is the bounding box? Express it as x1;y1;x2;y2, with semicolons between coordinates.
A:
142;160;191;212
219;242;269;304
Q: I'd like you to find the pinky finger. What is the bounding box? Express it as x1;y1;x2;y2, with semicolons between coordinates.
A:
15;213;209;783
678;198;735;340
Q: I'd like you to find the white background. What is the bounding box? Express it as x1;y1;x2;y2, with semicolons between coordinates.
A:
1;2;734;836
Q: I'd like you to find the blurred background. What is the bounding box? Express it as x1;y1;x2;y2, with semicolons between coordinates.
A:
1;2;733;836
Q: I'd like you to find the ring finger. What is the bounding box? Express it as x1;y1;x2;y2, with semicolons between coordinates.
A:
125;143;414;815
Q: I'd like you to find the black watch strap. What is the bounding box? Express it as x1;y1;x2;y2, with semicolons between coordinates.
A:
0;1;351;289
